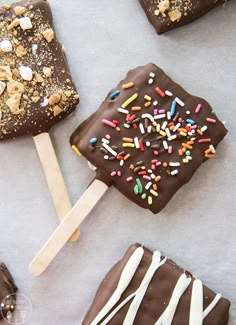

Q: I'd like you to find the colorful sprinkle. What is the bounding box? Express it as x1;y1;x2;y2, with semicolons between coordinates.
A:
195;104;202;113
121;93;138;108
110;90;120;100
155;87;165;97
122;82;134;89
89;137;98;144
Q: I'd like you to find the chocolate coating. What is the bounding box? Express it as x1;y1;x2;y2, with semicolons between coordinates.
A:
0;0;79;140
139;0;229;34
83;244;230;324
70;63;227;214
0;262;17;321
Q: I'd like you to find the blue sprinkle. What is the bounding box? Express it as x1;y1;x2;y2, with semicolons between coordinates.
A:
110;90;120;100
170;100;177;117
186;119;195;125
89;137;98;145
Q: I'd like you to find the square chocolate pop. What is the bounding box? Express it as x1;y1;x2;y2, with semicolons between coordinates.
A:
83;244;231;324
71;63;227;214
139;0;229;34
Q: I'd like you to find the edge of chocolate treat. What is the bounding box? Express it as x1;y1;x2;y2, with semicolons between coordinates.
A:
70;63;227;214
139;0;229;34
0;0;79;140
83;244;231;324
0;262;17;321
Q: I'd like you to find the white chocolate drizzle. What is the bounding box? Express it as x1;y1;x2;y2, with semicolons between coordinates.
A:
91;247;222;325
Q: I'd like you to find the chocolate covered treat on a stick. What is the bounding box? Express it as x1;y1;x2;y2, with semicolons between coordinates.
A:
0;262;17;322
0;0;80;241
83;244;231;325
30;63;227;275
139;0;230;34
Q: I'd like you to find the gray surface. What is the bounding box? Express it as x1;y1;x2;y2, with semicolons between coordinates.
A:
0;0;235;324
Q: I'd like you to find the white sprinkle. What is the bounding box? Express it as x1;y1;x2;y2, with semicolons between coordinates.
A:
186;156;192;160
168;134;177;141
169;162;181;167
118;107;129;114
146;141;150;147
102;138;110;144
163;140;168;150
139;123;145;134
165;128;171;138
19;17;32;30
120;160;124;166
148;196;153;205
165;90;173;97
167;111;171;120
0;39;12;52
102;143;117;156
147;125;152;133
149;72;155;78
171;169;179;176
19;65;33;81
153;100;158;106
180;132;187;137
210;145;216;153
32;44;38;56
134;137;140;149
173;122;181;132
150;174;156;179
154;114;166;120
183;159;189;164
161;121;168;130
175;97;185;107
145;182;152;190
148;78;154;84
41;97;49;107
201;125;208;132
142;113;154;123
123;123;130;128
186;110;191;115
104;155;109;160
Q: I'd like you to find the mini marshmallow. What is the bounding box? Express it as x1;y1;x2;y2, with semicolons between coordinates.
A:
0;40;12;52
19;17;32;30
0;81;6;95
19;66;33;81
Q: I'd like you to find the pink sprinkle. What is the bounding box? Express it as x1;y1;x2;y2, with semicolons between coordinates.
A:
138;171;146;175
111;171;116;176
102;119;116;128
154;150;159;156
178;117;183;123
156;161;162;166
153;109;158;115
143;175;151;181
198;138;212;143
191;125;197;129
195;104;202;113
206;118;216;123
152;159;158;163
151;164;156;170
159;109;166;114
168;146;173;154
105;134;111;139
117;171;122;177
126;177;133;182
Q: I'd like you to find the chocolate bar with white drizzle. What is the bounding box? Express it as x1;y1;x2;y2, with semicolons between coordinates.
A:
83;244;230;324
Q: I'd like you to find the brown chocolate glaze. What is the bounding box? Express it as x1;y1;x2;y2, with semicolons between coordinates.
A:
0;262;17;321
0;0;79;140
139;0;229;34
70;63;227;214
83;244;230;324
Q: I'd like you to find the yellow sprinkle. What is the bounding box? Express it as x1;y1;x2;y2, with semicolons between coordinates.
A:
150;189;158;197
148;196;153;205
123;143;135;148
159;130;166;137
121;93;138;108
183;159;189;163
72;145;82;156
144;95;152;101
180;132;187;137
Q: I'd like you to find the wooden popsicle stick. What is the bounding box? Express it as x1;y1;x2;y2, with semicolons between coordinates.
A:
33;132;79;242
29;179;109;276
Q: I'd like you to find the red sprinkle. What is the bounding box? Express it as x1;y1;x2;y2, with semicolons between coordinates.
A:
155;87;165;97
198;138;212;143
139;140;144;152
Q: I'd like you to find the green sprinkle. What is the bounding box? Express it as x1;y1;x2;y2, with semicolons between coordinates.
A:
141;193;147;200
136;178;143;194
134;184;139;195
186;150;191;156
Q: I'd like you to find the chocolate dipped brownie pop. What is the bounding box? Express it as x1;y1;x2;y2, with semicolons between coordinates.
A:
0;262;17;322
30;63;227;276
139;0;230;34
83;244;231;325
0;0;80;240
